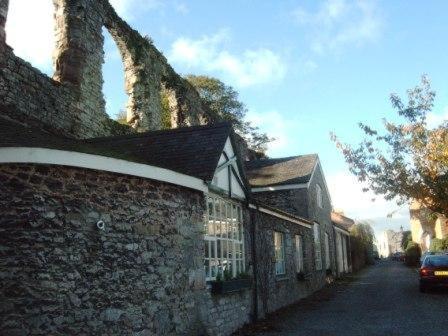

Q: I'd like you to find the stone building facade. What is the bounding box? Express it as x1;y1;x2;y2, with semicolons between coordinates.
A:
377;229;405;258
250;207;317;317
0;1;348;335
246;155;338;280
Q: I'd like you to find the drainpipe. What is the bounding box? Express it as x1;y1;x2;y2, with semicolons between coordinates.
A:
249;206;259;322
347;234;353;273
333;225;339;277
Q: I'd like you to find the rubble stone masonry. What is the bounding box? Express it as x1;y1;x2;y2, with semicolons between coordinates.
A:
0;163;207;335
0;0;212;138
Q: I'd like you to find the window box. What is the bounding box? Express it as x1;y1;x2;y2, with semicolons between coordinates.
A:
210;278;252;295
297;272;312;281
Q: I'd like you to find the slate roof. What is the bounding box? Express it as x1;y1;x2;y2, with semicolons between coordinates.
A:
0;116;233;181
86;122;233;181
331;211;355;232
245;154;318;187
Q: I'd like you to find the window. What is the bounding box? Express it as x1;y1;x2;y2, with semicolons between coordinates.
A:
204;195;245;281
325;232;331;270
295;235;304;273
316;184;323;208
274;232;286;275
313;223;322;270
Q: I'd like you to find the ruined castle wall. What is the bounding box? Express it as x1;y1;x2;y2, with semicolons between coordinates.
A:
0;163;207;335
0;0;211;138
0;45;127;138
0;0;7;44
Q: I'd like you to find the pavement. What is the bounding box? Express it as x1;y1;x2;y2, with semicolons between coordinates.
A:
236;260;448;336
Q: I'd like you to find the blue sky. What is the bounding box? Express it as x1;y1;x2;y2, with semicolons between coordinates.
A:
6;0;448;238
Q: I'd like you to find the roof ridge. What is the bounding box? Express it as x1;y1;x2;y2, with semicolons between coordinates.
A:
247;153;318;164
86;121;233;143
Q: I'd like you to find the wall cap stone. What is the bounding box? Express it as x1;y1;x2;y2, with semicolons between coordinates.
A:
0;147;208;193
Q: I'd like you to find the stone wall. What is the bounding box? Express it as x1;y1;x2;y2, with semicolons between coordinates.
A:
0;45;129;138
198;291;252;336
251;210;320;317
0;0;212;138
254;189;309;218
0;163;207;335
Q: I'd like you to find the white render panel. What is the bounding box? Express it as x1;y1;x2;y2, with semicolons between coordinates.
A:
231;172;245;198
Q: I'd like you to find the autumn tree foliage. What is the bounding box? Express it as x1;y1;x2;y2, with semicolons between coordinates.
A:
332;76;448;217
185;75;273;153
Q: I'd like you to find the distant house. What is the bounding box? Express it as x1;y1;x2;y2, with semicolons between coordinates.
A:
331;211;353;275
377;228;405;258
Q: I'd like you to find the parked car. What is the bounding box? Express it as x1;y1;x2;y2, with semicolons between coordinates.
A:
391;252;405;261
419;254;448;292
420;251;437;265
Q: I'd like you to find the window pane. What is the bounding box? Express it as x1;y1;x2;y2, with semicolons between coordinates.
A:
204;259;210;278
208;198;213;217
211;262;218;278
211;240;216;259
205;240;210;258
204;197;245;280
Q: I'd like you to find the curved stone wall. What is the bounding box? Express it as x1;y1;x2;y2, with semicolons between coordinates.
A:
0;163;206;335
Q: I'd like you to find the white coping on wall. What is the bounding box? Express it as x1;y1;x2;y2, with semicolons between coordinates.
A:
251;183;309;192
249;203;312;229
334;225;350;235
0;147;209;193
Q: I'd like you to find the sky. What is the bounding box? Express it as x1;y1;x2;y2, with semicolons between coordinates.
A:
5;0;448;238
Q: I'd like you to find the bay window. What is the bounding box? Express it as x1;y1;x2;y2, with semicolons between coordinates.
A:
204;195;245;281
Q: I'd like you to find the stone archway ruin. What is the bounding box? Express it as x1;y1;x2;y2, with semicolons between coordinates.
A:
0;0;212;138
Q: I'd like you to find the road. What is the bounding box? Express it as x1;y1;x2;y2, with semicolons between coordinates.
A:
241;260;448;336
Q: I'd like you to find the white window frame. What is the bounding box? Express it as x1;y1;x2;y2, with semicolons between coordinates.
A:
295;235;304;273
274;231;286;275
204;194;245;281
316;184;323;208
325;232;331;270
313;223;322;271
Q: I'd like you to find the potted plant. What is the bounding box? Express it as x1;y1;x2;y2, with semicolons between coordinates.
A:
210;271;252;294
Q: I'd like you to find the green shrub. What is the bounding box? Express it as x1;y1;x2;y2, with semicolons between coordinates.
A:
405;242;421;266
430;238;448;252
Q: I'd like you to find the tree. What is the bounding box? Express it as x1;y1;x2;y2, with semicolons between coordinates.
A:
115;109;128;125
185;75;273;153
401;231;412;251
332;76;448;216
350;222;375;270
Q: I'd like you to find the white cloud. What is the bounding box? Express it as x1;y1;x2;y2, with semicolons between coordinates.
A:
169;30;286;88
109;0;162;20
6;0;54;72
174;3;189;15
328;171;410;238
292;0;383;54
246;110;297;155
427;106;448;128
